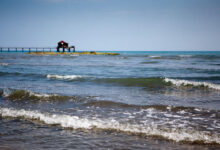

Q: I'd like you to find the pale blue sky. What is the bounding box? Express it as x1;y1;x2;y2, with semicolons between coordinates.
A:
0;0;220;51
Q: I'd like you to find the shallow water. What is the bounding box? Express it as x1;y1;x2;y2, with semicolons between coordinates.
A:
0;51;220;150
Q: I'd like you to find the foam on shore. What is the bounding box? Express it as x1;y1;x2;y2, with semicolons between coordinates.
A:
1;107;220;144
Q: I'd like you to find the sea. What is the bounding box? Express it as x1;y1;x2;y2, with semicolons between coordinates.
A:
0;51;220;150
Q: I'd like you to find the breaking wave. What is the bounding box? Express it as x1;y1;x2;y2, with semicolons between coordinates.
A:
148;55;181;60
0;89;70;101
94;77;220;90
164;78;220;90
0;107;219;144
178;55;192;58
149;56;162;59
47;74;84;80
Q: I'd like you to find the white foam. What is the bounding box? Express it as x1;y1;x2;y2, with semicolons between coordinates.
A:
177;110;186;114
0;107;219;144
178;55;192;58
2;89;11;97
47;74;83;80
0;63;9;66
164;78;220;90
29;92;56;98
2;89;56;98
149;56;161;59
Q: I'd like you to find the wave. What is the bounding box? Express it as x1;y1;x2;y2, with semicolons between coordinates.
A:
94;77;220;90
0;88;213;114
0;107;219;144
186;68;220;74
1;89;70;101
0;71;85;81
192;55;220;60
46;75;166;87
1;70;219;91
0;71;20;76
148;55;181;60
83;100;201;112
178;55;192;58
141;61;158;64
47;74;84;80
164;78;220;90
94;77;169;88
147;54;220;60
0;71;44;79
83;100;220;119
149;56;162;59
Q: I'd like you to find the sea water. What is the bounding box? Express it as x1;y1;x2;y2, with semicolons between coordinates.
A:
0;51;220;150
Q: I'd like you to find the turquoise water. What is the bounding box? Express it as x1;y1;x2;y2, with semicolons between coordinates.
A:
0;51;220;150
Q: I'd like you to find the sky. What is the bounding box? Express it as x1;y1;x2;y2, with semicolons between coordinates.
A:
0;0;220;51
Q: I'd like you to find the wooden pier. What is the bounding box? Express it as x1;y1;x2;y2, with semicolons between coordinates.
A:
1;41;76;53
0;47;57;53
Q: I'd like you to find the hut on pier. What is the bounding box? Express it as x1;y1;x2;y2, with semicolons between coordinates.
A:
57;41;75;52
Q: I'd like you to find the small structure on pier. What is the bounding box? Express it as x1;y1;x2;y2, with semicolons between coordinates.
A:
57;41;75;52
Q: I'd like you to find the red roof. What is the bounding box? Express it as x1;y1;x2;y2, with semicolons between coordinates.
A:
58;40;67;44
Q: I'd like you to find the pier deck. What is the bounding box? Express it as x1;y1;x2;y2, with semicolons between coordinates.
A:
0;47;56;52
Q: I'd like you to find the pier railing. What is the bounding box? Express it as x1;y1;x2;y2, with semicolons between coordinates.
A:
0;47;57;52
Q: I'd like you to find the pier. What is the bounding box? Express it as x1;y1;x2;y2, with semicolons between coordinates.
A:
0;47;57;53
0;41;76;53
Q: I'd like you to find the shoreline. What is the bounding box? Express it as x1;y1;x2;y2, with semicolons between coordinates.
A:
28;51;119;55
